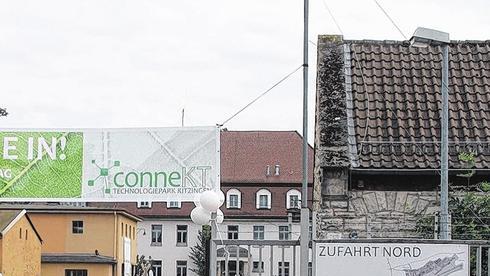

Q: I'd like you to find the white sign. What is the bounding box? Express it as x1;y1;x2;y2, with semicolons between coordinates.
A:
315;242;469;276
0;126;220;202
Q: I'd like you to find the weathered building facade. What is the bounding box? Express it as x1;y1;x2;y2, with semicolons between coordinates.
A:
0;209;42;276
314;35;490;239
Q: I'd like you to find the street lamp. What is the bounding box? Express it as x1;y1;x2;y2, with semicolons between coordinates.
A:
410;27;451;240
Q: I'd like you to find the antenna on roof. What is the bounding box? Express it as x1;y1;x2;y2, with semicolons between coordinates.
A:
181;108;185;127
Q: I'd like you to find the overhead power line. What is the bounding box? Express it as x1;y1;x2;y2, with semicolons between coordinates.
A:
220;64;303;127
321;0;344;35
373;0;408;40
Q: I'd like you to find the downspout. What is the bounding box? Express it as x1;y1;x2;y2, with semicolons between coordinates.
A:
113;211;118;276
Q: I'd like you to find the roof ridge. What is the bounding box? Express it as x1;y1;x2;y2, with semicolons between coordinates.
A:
343;39;490;44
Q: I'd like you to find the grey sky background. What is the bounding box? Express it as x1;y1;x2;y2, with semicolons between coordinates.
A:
1;0;489;143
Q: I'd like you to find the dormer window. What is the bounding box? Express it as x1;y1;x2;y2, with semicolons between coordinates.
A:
286;189;301;209
167;201;181;208
256;189;272;209
137;201;152;208
226;189;241;209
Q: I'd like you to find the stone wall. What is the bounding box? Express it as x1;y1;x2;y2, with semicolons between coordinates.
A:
315;191;440;239
313;35;349;212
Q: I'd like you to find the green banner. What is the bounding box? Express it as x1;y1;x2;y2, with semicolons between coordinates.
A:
0;132;83;198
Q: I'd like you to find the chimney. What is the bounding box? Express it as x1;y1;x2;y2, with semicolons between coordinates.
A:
274;165;280;176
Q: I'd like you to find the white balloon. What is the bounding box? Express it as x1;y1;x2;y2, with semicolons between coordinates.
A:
191;207;211;225
217;190;225;207
200;190;221;212
216;209;224;224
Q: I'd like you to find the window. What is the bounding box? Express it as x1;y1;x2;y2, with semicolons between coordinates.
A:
168;201;182;208
278;262;290;276
137;201;152;208
286;189;301;209
19;228;22;239
152;260;163;276
259;195;268;208
253;226;264;240
229;195;239;208
308;262;312;276
279;226;290;240
151;225;163;245
65;269;88;276
61;202;86;207
252;262;264;273
226;189;241;209
72;221;83;234
256;189;271;209
228;225;239;240
176;261;187;276
289;195;299;208
177;225;188;245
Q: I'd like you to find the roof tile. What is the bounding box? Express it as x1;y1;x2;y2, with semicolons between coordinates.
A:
345;40;490;169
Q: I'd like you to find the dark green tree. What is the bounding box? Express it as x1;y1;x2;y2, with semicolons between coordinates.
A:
416;152;489;275
189;225;211;276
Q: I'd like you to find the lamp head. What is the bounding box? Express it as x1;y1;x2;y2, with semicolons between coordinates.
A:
410;27;450;47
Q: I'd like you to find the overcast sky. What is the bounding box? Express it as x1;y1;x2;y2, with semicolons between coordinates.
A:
1;0;489;143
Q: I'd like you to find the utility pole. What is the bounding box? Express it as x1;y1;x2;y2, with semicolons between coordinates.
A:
300;0;310;275
409;27;451;240
210;213;217;276
439;44;450;240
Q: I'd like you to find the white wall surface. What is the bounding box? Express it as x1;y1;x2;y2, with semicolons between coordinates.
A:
137;218;308;276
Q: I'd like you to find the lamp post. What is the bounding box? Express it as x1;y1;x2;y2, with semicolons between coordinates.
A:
300;0;310;275
410;27;451;240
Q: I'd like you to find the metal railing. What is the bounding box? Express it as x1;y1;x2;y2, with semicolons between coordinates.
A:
214;240;301;276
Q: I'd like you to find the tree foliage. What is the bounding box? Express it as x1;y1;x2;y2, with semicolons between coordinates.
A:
189;225;211;276
416;152;489;275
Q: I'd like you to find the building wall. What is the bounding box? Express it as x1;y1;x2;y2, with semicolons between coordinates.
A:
137;219;201;276
315;191;439;239
28;212;138;276
42;263;113;276
115;213;139;276
136;218;305;276
0;216;41;276
29;213;116;256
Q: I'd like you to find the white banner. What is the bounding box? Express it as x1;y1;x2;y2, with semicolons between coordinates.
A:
315;242;469;276
0;126;220;202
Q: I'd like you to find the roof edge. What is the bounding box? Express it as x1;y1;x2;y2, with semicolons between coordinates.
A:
342;39;490;44
1;209;26;236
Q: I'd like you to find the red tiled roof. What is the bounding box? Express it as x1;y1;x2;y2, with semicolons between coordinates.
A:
317;37;490;169
221;131;314;183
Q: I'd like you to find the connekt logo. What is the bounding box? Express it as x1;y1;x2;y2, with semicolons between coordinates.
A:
88;160;212;195
88;160;120;194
